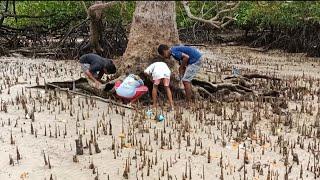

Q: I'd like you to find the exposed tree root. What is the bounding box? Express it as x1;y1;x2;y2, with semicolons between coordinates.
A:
224;73;281;81
27;71;283;105
192;78;253;95
191;72;282;100
195;86;213;100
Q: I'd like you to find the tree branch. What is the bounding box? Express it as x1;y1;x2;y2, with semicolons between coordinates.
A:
88;1;118;14
58;17;89;47
2;13;56;19
81;1;89;16
221;17;237;28
210;2;240;21
182;1;220;29
181;1;240;29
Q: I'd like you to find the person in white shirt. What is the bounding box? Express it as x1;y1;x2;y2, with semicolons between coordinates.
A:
144;62;174;111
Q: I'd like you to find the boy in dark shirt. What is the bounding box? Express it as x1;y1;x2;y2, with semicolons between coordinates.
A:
79;53;116;88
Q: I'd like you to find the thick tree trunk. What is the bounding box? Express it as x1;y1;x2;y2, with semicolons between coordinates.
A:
118;1;180;74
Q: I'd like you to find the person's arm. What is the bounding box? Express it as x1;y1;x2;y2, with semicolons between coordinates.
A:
171;48;188;78
143;69;150;76
144;72;149;76
129;74;144;86
97;70;104;82
85;70;99;84
138;79;144;86
144;72;152;81
144;64;154;79
87;64;103;88
179;53;189;78
110;87;115;93
132;74;144;86
110;85;116;93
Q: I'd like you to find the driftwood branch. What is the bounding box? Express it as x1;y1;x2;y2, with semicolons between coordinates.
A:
27;82;134;110
181;1;240;29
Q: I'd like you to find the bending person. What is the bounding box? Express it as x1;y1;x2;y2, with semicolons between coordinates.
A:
158;44;202;104
79;53;116;89
144;62;174;111
113;74;148;104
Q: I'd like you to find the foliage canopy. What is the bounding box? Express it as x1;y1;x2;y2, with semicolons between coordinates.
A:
2;1;320;31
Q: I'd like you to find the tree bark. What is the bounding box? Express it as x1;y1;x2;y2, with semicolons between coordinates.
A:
118;1;180;75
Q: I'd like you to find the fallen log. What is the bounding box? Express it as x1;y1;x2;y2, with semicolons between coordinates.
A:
48;83;134;109
27;82;134;110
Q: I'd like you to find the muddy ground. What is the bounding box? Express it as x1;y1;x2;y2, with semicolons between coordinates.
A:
0;46;319;180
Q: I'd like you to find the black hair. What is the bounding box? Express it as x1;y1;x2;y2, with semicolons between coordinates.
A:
158;44;169;56
105;61;116;74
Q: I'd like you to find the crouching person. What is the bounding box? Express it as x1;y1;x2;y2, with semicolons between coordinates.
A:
113;74;148;104
144;62;174;111
80;53;116;89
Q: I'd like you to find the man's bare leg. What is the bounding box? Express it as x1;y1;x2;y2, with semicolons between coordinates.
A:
183;81;192;104
164;86;174;110
152;84;158;109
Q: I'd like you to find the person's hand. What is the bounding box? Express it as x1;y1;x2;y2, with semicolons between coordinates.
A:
95;81;102;89
133;75;141;80
110;86;116;93
144;73;151;80
178;67;185;79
